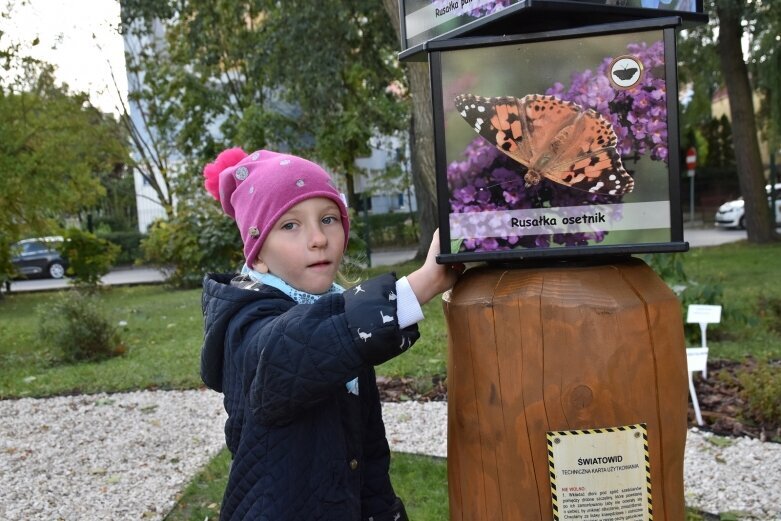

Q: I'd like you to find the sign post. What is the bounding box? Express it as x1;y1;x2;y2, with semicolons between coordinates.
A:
686;147;697;223
391;3;705;520
443;260;688;520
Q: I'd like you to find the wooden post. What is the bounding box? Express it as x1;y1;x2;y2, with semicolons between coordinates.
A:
442;258;687;520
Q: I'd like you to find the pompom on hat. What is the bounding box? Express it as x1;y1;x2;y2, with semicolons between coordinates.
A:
203;148;350;266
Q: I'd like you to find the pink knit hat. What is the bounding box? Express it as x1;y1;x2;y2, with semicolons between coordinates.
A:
203;148;350;266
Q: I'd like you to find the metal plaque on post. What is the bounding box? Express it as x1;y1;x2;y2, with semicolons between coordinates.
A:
547;424;653;521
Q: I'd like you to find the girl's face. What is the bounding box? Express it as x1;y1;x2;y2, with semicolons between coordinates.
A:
253;197;346;294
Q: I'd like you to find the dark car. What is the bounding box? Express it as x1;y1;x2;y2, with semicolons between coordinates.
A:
11;237;68;279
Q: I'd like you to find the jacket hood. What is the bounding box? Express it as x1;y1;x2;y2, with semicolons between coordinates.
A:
201;273;290;392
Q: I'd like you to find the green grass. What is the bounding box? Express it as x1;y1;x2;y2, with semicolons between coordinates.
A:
164;448;230;521
0;285;204;398
389;453;450;520
0;262;449;398
675;242;781;360
164;449;448;521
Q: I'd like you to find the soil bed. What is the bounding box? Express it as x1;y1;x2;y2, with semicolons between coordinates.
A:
377;358;781;444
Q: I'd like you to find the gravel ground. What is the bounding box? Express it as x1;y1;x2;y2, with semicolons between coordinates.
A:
684;428;781;520
0;390;225;521
1;392;779;520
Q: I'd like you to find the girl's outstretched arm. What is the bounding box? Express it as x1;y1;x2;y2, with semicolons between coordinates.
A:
405;229;463;306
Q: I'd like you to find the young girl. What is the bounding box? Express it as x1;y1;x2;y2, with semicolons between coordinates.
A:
200;148;459;520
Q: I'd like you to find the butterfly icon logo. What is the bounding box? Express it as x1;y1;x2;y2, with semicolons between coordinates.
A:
609;55;644;89
613;66;639;82
454;93;634;196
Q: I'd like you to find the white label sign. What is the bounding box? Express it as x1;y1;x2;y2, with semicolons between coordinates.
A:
686;304;722;324
405;0;515;40
547;424;652;521
450;201;671;240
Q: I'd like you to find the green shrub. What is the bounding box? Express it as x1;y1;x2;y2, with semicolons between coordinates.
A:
757;295;781;334
642;252;725;343
60;228;120;288
738;359;781;428
98;231;146;265
353;212;418;249
37;291;124;363
141;203;244;288
0;233;16;289
642;252;688;286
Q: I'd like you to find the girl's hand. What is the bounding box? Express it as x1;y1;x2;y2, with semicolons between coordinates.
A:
406;229;464;306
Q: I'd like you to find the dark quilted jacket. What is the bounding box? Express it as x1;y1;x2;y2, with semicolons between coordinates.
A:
201;272;420;521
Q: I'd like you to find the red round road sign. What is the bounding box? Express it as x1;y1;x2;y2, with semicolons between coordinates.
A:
686;148;697;168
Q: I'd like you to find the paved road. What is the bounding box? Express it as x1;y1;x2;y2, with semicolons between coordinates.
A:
4;266;167;293
2;227;751;294
684;226;747;248
3;249;420;294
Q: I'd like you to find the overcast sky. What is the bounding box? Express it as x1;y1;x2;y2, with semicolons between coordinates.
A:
0;0;127;114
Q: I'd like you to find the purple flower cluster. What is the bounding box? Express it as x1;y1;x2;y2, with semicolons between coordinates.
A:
465;0;514;17
447;138;617;252
546;40;668;162
429;0;514;19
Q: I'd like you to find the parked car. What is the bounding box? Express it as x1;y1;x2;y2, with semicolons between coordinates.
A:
714;183;781;229
10;236;68;279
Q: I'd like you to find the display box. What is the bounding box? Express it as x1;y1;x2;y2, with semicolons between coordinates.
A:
399;0;706;61
429;18;688;264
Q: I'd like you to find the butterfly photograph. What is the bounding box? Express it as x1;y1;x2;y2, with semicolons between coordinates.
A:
454;93;635;197
436;27;677;255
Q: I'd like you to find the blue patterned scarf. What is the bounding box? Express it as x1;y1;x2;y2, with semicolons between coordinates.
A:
241;264;344;303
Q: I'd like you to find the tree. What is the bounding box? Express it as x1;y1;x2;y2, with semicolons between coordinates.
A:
146;0;283;158
117;13;187;221
746;0;781;163
382;0;438;258
122;0;407;208
680;0;779;242
678;24;722;137
155;0;406;211
91;160;138;232
260;0;408;210
118;0;423;281
701;116;735;168
715;0;776;242
0;63;129;283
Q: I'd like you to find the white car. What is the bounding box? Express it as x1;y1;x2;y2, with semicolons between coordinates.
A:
715;183;781;229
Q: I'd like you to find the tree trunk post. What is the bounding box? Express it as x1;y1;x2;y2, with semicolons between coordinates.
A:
443;259;688;520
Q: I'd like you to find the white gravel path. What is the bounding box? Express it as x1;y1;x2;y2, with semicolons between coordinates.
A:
0;390;225;520
1;392;779;520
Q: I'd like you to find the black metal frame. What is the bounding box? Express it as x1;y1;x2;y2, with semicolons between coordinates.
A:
428;18;688;264
398;0;706;61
